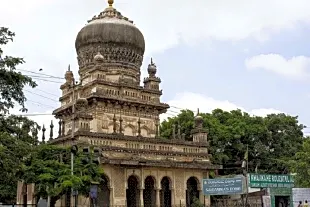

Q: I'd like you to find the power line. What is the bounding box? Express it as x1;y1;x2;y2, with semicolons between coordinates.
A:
33;88;60;98
25;89;59;102
27;100;56;109
17;69;64;80
10;113;53;116
30;77;63;84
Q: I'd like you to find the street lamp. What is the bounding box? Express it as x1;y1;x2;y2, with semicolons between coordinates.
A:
81;147;101;207
242;159;249;207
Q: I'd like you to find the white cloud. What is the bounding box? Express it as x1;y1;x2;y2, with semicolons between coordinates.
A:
160;92;283;121
2;0;310;62
245;54;310;79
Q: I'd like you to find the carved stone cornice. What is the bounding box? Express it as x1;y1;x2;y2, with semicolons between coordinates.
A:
82;79;163;95
50;131;209;147
101;157;222;170
100;145;209;158
87;93;169;112
73;112;93;120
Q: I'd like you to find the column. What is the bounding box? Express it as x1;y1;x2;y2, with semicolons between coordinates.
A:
199;190;204;204
156;188;160;207
171;188;175;206
140;188;144;207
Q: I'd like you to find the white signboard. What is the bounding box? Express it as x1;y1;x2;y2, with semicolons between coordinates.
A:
292;188;310;207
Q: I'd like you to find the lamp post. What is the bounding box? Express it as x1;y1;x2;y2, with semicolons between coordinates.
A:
242;159;249;207
82;147;101;207
70;77;77;207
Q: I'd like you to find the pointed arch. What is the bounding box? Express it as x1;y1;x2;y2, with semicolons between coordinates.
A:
140;125;149;137
97;174;111;207
143;176;156;207
186;176;200;207
124;124;136;136
160;176;172;207
126;175;141;207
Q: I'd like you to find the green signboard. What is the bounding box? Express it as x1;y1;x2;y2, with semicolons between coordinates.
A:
249;174;294;188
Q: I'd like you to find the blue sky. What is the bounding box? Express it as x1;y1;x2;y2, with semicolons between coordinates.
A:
1;0;310;136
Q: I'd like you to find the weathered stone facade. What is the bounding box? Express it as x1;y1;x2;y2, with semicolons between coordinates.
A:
50;1;221;206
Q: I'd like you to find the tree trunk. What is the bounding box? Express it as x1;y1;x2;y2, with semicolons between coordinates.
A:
50;197;57;207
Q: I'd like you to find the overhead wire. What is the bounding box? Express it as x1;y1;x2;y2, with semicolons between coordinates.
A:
16;69;64;80
25;89;59;103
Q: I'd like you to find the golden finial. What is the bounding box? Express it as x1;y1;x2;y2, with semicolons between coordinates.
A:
108;0;114;7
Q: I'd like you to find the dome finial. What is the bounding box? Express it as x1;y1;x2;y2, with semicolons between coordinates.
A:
108;0;114;7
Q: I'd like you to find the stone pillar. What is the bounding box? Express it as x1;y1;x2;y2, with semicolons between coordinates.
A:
171;188;175;206
140;188;144;207
199;190;204;204
156;188;160;207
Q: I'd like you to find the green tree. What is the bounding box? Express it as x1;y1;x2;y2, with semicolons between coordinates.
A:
160;109;304;175
0;27;38;202
0;115;40;203
23;144;104;207
290;138;310;187
0;27;37;113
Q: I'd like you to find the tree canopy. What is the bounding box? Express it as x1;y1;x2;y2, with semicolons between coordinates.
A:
289;138;310;187
0;27;39;203
160;109;305;175
0;27;37;113
22;144;104;207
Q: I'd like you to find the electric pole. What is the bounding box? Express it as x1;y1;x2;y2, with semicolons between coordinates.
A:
71;77;76;207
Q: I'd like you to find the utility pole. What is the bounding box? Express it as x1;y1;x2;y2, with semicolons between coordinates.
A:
82;147;101;207
242;144;249;207
71;77;76;207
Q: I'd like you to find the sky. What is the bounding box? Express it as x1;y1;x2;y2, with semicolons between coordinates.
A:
1;0;310;138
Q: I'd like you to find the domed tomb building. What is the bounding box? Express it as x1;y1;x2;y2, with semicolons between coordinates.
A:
51;1;221;206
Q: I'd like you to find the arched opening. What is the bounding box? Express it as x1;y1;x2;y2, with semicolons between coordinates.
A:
124;125;134;136
97;175;110;207
126;175;140;207
160;177;172;207
186;177;199;207
143;176;156;207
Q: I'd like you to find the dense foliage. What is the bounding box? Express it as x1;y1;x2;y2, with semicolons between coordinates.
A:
0;27;37;113
160;109;305;175
290;138;310;187
0;28;103;205
0;27;38;203
22;144;104;207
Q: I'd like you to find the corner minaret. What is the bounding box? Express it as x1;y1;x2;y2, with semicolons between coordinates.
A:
191;109;208;143
143;58;161;91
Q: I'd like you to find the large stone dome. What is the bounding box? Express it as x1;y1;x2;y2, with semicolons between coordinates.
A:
75;2;145;72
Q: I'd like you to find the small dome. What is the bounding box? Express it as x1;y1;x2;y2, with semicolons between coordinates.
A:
65;64;74;82
94;52;104;62
194;115;203;121
147;58;157;76
194;109;203;128
75;5;145;71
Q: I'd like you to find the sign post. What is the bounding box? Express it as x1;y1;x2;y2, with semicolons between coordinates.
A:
248;174;294;188
203;177;244;195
